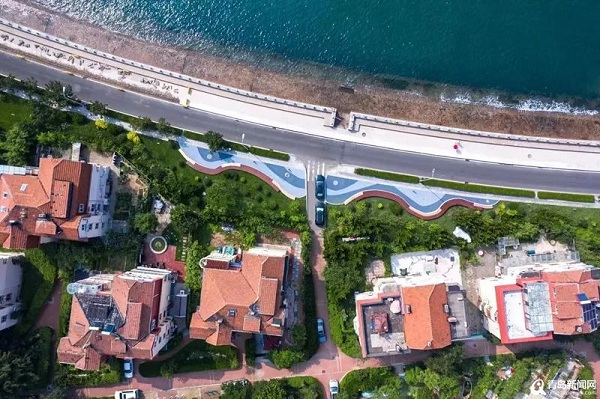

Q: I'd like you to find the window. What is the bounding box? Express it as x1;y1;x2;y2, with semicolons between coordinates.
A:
80;224;85;231
91;204;96;212
5;294;11;301
101;223;105;228
95;223;99;229
228;309;236;317
78;203;84;213
2;192;7;198
0;206;6;213
0;315;6;323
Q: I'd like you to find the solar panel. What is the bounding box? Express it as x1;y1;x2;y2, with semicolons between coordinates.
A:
591;317;598;331
577;293;589;302
583;303;596;323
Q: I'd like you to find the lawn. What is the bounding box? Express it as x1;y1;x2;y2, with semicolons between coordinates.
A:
138;340;239;377
0;95;31;131
63;358;122;387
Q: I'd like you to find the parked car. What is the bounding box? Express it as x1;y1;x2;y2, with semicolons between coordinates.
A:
123;358;133;379
315;201;326;227
329;380;339;399
114;389;139;399
315;174;326;200
317;318;326;343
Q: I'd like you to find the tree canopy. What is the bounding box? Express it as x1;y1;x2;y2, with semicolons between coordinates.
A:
205;131;227;152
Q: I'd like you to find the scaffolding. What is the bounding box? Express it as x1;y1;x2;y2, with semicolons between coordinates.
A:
498;237;520;256
523;282;553;334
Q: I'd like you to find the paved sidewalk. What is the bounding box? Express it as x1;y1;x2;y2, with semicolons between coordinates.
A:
325;168;497;219
177;137;306;200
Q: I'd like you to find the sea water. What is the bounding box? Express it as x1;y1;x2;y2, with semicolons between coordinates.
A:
32;0;600;100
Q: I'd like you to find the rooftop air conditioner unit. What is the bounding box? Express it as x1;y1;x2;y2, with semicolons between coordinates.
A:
576;326;583;333
405;305;412;314
448;317;458;323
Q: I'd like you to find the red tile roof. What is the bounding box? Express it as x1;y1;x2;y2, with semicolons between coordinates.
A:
190;250;287;345
0;158;95;249
402;283;452;350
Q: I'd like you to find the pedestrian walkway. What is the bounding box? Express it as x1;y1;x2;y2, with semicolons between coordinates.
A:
177;137;306;200
326;168;497;219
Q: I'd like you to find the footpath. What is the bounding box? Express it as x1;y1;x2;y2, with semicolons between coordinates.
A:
2;18;600;172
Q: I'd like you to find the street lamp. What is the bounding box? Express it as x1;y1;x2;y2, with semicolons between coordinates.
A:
419;168;435;183
241;133;245;146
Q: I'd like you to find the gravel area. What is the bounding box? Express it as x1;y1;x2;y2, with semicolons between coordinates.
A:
461;247;497;334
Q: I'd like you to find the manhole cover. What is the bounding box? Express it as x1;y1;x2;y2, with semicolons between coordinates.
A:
284;172;290;178
206;153;213;160
333;180;339;186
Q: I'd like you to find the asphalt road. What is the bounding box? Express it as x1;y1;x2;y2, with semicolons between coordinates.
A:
2;51;600;193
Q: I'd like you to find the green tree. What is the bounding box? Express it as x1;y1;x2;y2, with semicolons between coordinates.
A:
0;350;39;398
131;116;154;131
0;74;19;93
157;117;172;134
252;380;286;399
22;77;38;97
89;101;108;116
185;240;203;292
222;382;253;399
41;387;67;399
271;349;304;369
134;212;159;234
203;179;241;223
36;131;70;148
160;359;177;379
205;131;227;152
44;80;74;107
424;344;464;377
3;124;31;166
291;324;307;350
170;204;202;232
421;369;460;399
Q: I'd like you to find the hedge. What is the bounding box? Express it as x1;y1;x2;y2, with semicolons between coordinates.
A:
59;278;73;337
138;340;238;377
355;168;420;184
354;168;536;198
537;191;596;203
32;326;54;389
16;249;58;334
423;179;536;198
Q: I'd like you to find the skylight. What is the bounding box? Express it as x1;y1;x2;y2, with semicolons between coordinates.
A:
19;183;28;192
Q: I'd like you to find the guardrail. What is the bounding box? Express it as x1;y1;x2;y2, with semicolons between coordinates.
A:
348;112;600;149
0;18;337;127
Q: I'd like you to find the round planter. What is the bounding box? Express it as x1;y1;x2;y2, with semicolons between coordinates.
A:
150;236;168;254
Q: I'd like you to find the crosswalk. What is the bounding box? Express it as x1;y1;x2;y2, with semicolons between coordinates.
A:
306;160;326;181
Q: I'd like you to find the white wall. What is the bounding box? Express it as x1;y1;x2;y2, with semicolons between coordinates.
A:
0;254;22;331
87;165;111;215
151;319;174;357
78;215;111;238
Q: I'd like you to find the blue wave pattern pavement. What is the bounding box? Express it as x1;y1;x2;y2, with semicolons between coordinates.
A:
325;175;498;214
177;137;306;199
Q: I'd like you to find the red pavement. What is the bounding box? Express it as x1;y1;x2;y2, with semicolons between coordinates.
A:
143;243;186;279
71;233;600;398
35;280;62;333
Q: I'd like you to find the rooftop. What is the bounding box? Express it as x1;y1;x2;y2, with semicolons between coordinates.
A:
390;249;462;286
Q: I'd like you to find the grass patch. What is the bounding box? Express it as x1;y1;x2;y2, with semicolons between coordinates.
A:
537;191;596;203
15;249;58;335
63;358;122;387
0;94;31;131
354;168;536;198
355;168;420;184
249;147;290;161
138;340;239;377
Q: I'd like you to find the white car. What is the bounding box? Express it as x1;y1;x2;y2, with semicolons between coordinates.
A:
329;380;339;399
114;389;139;399
123;358;134;379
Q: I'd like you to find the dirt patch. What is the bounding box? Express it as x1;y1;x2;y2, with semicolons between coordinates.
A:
2;0;600;141
461;246;497;334
365;259;386;284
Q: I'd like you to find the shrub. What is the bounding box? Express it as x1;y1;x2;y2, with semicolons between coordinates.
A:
240;177;247;183
537;191;596;203
271;349;304;369
257;184;263;192
265;191;272;197
268;201;278;211
377;203;384;209
94;119;109;130
255;195;264;203
245;338;257;367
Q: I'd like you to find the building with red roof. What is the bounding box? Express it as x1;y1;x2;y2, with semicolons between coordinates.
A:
0;158;112;249
57;267;175;370
478;263;600;344
189;245;289;346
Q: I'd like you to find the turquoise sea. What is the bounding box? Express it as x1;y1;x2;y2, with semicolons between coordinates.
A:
33;0;600;99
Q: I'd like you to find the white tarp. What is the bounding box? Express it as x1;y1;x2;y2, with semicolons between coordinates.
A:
453;227;472;243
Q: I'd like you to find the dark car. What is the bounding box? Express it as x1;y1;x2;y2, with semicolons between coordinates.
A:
315;175;325;200
315;201;326;227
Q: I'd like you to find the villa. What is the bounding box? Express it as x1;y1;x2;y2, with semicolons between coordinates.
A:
189;245;290;346
57;267;176;370
0;158;111;249
354;249;469;357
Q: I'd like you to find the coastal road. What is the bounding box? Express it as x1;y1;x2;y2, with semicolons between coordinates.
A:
2;51;600;193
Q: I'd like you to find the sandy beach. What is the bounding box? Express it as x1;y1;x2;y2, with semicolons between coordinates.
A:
1;0;600;140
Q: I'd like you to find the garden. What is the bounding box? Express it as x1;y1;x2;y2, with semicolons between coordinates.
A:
138;340;239;377
324;198;600;357
221;376;323;399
